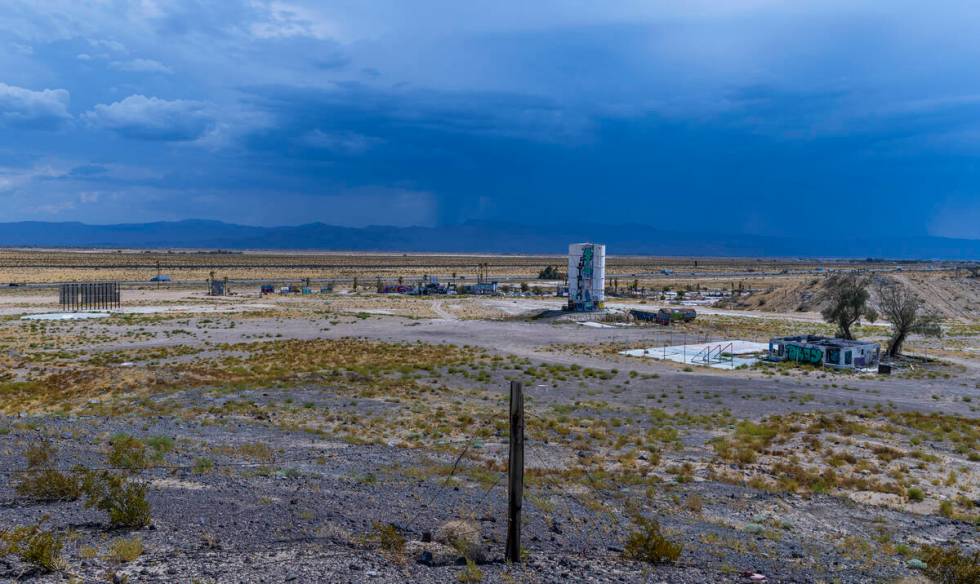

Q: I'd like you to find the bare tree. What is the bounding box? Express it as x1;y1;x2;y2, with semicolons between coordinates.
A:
874;280;942;357
821;274;875;339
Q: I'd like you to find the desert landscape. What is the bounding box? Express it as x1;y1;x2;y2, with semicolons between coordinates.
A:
0;250;976;583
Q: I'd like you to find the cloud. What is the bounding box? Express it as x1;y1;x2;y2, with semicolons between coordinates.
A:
87;38;127;53
249;2;340;40
0;82;71;129
84;95;215;141
110;58;173;74
67;164;110;178
301;129;379;154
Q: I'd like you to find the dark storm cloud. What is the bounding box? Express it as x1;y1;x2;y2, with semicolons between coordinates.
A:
0;1;977;237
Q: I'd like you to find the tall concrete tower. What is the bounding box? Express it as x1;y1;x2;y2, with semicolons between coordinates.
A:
567;243;605;311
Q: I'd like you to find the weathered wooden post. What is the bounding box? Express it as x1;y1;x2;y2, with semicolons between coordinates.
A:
505;380;524;563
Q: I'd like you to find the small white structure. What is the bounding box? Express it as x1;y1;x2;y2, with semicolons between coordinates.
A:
567;242;605;311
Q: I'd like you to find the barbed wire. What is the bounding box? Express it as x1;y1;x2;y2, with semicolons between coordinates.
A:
0;454;333;478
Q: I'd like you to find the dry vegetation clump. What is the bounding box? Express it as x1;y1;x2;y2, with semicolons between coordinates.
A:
0;337;491;414
0;367;159;414
14;443;82;502
435;520;485;564
622;516;682;564
230;338;485;376
0;519;64;573
108;434;148;472
885;410;979;460
708;411;980;516
370;522;406;558
108;536;143;563
87;345;203;366
917;545;980;584
10;435;154;532
79;470;152;529
320;294;442;319
711;420;781;464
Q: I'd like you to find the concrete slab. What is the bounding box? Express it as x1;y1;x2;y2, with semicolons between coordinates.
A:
21;311;112;321
621;340;769;369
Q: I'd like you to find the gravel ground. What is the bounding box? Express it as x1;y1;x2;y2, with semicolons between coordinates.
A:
1;299;977;583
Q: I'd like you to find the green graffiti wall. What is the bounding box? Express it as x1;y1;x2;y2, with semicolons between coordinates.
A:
785;344;823;364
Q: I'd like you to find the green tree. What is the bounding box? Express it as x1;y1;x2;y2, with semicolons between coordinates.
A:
538;265;561;280
821;274;874;339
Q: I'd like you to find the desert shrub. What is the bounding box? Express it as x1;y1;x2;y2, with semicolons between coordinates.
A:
623;516;682;564
0;520;64;573
15;468;82;502
907;487;925;502
108;537;143;562
192;457;214;474
458;558;484;582
15;443;81;502
24;443;55;468
145;436;174;461
372;522;405;556
435;520;485;563
108;434;147;472
80;471;151;528
918;545;980;584
79;545;98;559
712;420;782;465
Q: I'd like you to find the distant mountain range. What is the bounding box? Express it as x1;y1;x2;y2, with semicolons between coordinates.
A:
0;220;977;260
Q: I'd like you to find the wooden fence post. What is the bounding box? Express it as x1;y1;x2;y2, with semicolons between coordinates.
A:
506;381;524;562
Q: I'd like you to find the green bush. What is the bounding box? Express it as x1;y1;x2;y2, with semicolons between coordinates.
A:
192;457;215;474
0;520;64;573
908;487;925;502
145;436;175;462
623;516;682;564
14;443;81;502
80;471;152;528
108;434;147;472
15;468;82;502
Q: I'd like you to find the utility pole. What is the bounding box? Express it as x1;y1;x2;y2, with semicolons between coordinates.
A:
506;381;524;563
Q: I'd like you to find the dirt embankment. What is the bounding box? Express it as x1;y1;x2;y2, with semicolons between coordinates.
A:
719;273;980;322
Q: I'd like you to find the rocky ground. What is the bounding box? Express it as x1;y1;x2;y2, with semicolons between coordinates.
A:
1;291;977;583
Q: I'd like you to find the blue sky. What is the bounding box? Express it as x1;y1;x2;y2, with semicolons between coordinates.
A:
1;1;979;238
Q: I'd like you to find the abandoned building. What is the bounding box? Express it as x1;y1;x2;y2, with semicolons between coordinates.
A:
768;335;880;369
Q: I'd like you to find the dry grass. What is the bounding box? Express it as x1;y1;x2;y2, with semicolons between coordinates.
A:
708;411;980;517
